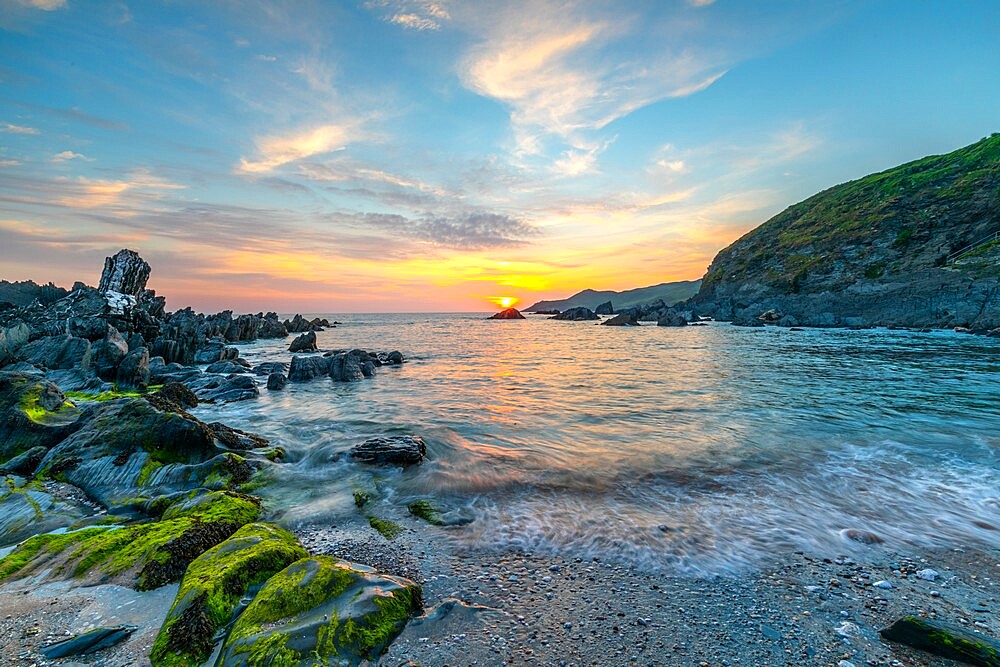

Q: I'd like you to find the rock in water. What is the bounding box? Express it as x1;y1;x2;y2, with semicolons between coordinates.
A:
329;349;376;381
488;308;525;320
350;435;426;465
216;556;421;667
550;307;599;321
287;355;331;381
40;625;138;659
98;249;151;298
656;310;688;327
601;312;639;326
595;300;614;315
880;616;1000;667
288;330;317;352
266;372;286;390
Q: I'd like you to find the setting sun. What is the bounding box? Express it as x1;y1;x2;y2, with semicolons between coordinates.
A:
489;296;520;309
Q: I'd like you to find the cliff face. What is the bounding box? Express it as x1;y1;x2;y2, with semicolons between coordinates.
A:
692;134;1000;329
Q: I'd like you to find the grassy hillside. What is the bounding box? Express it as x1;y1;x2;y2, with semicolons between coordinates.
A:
698;133;1000;301
526;280;701;313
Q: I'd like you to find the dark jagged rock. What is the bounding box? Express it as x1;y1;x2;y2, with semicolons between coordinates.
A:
0;445;47;475
656;310;689;327
288;330;317;353
350;435;426;465
205;360;249;375
550;306;599;321
329;349;376;381
127;332;145;351
595;300;614;315
216;556;421;667
488;307;525;320
192;336;238;365
258;312;287;338
189;373;259;403
601;312;639;326
205;421;268;451
149;358;203;385
18;334;92;371
266;373;286;390
116;347;150;389
0;321;30;367
0;280;68;309
40;625;137;659
880;616;1000;666
253;361;288;376
153;382;199;410
284;314;331;333
287;355;331;382
90;329;128;380
98;249;151;298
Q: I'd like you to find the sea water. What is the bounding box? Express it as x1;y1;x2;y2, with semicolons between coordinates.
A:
192;314;1000;574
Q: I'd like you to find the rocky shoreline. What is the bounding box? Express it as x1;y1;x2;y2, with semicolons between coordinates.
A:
1;250;998;666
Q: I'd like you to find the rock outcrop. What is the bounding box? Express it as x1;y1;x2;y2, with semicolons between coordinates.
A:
488;307;525;320
550;307;599;321
288;330;317;352
98;249;151;298
595;300;614;315
601;312;638;326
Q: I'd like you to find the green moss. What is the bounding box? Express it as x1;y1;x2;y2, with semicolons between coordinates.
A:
136;457;160;488
407;500;443;526
339;586;421;658
353;490;371;509
150;523;307;667
17;386;79;425
864;263;886;279
264;446;286;462
0;491;260;589
368;516;403;540
893;226;915;247
64;385;164;403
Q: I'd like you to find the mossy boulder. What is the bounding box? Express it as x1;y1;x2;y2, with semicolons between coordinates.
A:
0;371;83;462
151;523;307;667
217;555;421;667
0;490;260;590
880;616;1000;667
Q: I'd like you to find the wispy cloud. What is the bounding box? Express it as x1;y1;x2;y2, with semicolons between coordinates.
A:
55;170;185;209
0;159;20;167
361;210;538;249
52;150;91;162
18;0;66;10
1;122;40;134
238;122;361;174
368;1;450;30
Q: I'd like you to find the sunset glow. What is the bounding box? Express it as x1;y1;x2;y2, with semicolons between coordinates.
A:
489;296;520;309
0;2;995;312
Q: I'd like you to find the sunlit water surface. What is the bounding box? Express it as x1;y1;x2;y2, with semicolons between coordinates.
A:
193;314;1000;574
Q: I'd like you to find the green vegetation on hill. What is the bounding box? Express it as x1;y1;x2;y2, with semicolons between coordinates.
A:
699;133;1000;299
526;280;702;313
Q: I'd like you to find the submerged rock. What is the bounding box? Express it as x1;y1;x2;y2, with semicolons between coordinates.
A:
550;307;599;321
880;616;1000;667
216;555;421;667
601;312;639;326
350;435;426;465
151;523;307;667
488;308;525;320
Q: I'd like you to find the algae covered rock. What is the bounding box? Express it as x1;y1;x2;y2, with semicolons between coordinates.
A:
217;555;421;667
151;522;307;667
0;371;82;462
880;616;1000;667
0;490;260;590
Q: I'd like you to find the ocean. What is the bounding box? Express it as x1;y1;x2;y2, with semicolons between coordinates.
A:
191;314;1000;575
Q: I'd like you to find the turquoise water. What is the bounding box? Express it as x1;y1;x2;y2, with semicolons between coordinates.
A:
194;314;1000;574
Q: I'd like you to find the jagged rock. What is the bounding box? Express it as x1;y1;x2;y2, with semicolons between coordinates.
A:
150;359;203;385
266;373;286;391
595;300;614;315
0;446;47;475
90;329;129;380
488;308;525;320
656;310;688;327
215;556;421;667
350;435;426;465
759;309;783;323
287;355;331;382
189;373;259;403
205;421;268;451
601;312;639;326
116;347;150;389
329;349;376;381
880;616;1000;666
127;332;145;351
284;314;330;333
66;316;111;341
98;249;151;298
258;312;287;338
253;361;288;376
288;330;317;353
0;321;30;367
18;334;92;370
205;360;249;375
154;382;199;410
193;336;238;364
150;523;308;667
40;625;138;659
550;307;599;321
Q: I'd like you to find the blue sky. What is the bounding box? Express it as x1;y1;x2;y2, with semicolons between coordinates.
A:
0;0;997;311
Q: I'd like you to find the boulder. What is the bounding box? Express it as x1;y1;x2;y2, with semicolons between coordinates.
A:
550;307;599;321
0;321;30;367
40;625;137;659
386;350;404;365
90;329;128;380
288;330;317;353
595;300;614;315
329;349;376;381
0;371;82;462
116;347;150;389
66;316;111;341
193;337;238;364
127;332;145;351
0;475;91;547
190;373;259;403
656;310;688;327
216;556;421;667
258;312;287;338
488;308;525;320
266;373;286;391
98;249;151;298
154;382;199;410
350;435;426;465
150;523;308;667
601;313;639;326
287;355;331;382
252;361;288;376
18;334;92;370
205;360;249;375
880;616;1000;667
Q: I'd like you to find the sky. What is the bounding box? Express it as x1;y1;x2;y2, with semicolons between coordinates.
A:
0;0;998;312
